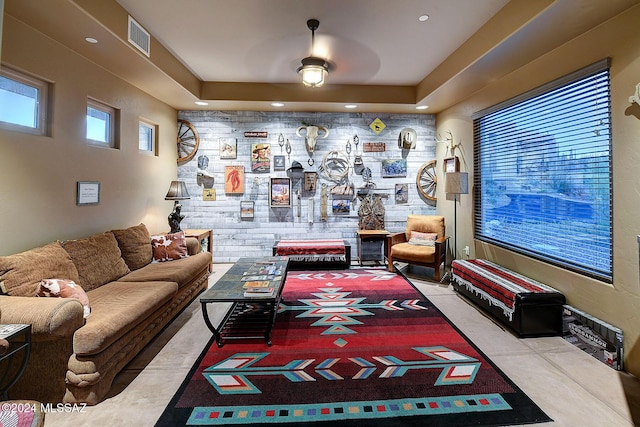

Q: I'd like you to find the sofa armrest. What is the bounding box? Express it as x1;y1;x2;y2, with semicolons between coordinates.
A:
0;296;85;340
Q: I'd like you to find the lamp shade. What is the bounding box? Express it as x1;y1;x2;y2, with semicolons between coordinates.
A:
297;57;328;87
164;180;190;200
445;172;469;195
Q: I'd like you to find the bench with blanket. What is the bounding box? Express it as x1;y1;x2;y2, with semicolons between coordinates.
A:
451;259;565;337
273;239;351;270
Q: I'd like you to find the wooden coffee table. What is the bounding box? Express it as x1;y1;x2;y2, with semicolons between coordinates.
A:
200;256;289;347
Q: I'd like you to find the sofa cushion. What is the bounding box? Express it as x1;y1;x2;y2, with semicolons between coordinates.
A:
62;232;130;292
119;251;211;289
74;280;178;355
0;242;80;297
111;223;153;271
150;231;188;262
390;242;436;263
36;278;91;318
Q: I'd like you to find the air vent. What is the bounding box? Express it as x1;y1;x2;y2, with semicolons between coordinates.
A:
128;16;150;57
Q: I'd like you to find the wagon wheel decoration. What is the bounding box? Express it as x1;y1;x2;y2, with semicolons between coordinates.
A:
416;160;438;201
176;119;200;164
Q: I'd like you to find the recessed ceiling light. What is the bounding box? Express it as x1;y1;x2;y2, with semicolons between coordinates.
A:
271;102;285;107
85;37;98;44
418;15;429;22
416;105;429;110
195;101;208;106
344;104;357;109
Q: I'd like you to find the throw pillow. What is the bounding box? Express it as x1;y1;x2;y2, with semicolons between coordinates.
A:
0;242;80;297
36;278;91;318
62;232;130;292
151;231;188;262
408;231;438;246
111;223;153;271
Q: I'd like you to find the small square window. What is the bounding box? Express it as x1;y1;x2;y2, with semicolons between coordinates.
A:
0;66;50;135
87;98;118;148
139;120;157;154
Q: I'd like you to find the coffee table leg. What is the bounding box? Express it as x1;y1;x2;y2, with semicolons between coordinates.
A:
201;301;224;347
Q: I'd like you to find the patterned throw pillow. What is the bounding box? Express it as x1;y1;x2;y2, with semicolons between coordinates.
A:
408;231;438;246
35;278;91;318
150;231;188;262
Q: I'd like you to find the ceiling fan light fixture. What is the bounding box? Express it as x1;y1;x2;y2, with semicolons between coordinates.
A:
297;56;328;87
298;18;329;88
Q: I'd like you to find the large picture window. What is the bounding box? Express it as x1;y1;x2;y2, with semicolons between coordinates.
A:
472;59;612;282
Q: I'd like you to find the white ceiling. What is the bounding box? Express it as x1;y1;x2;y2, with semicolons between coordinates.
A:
5;0;637;113
115;0;509;86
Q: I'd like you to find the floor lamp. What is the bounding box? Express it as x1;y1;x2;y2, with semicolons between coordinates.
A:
445;172;469;263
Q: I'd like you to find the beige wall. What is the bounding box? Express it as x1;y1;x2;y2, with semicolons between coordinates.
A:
0;15;178;255
436;4;640;376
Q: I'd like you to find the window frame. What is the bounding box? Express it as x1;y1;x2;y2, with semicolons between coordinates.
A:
0;66;50;136
471;59;613;282
86;98;118;148
138;119;158;155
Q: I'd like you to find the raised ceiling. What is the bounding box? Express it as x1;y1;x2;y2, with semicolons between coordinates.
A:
4;0;638;113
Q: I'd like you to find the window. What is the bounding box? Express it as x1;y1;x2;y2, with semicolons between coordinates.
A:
87;98;118;147
472;59;612;282
138;120;157;154
0;66;49;135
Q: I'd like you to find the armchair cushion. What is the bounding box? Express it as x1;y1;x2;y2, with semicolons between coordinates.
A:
408;231;438;246
390;243;436;263
405;215;445;241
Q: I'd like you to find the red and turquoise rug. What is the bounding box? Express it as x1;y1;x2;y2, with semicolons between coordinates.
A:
156;269;551;426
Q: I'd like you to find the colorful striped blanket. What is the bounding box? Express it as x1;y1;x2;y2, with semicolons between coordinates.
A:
275;239;346;262
451;259;560;321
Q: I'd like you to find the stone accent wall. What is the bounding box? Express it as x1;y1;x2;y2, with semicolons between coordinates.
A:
177;111;437;263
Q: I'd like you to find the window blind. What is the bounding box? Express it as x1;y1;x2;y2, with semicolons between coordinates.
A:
473;59;612;282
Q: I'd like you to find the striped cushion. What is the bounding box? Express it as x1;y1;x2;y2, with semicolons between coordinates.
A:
452;259;560;320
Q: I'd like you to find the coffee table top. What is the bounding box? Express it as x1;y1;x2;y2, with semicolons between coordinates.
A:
200;256;289;302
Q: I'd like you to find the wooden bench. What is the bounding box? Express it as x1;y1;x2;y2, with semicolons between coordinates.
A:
272;239;351;270
451;259;565;337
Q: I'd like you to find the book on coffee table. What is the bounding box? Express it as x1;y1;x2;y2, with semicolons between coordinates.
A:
243;287;275;297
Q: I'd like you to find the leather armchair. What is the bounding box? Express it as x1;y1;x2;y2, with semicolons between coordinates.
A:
386;215;448;281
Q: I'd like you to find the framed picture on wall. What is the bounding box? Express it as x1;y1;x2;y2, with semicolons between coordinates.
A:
225;166;244;194
443;156;460;173
273;155;286;171
220;138;237;159
270;177;291;207
381;159;407;177
240;201;254;219
332;199;351;215
76;181;100;205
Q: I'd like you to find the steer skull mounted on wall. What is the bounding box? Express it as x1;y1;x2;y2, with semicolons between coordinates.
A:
296;124;329;165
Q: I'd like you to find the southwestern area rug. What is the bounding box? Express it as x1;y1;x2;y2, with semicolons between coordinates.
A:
156;269;551;426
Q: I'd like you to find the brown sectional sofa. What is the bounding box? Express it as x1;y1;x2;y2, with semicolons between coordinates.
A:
0;224;211;405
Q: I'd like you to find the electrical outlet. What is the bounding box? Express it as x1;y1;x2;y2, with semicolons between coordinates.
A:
464;246;470;256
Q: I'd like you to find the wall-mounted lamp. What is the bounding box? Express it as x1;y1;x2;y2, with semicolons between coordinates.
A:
165;180;190;233
297;19;329;88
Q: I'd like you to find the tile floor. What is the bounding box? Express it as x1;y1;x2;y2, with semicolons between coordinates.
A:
45;263;640;427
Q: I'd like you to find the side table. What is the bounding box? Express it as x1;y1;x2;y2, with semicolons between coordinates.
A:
183;229;213;272
356;230;389;266
0;324;32;400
